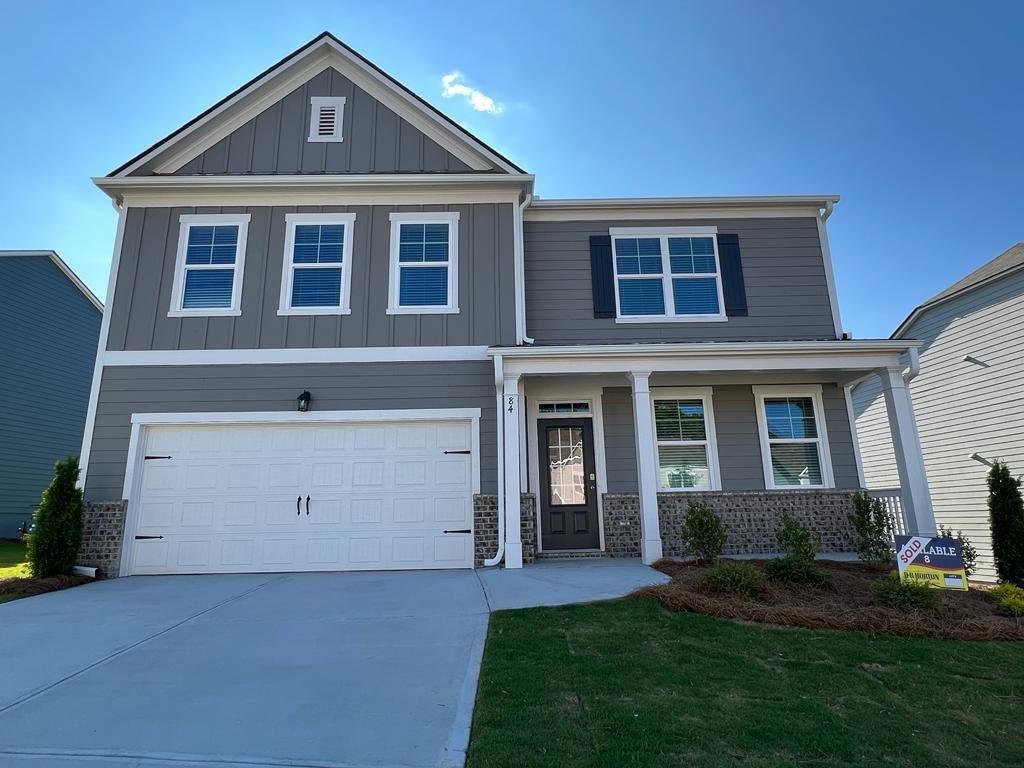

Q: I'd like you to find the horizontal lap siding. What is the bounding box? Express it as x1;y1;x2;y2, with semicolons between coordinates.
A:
133;67;472;176
106;203;515;351
854;270;1024;581
601;382;859;494
0;257;101;535
524;217;837;343
85;361;498;501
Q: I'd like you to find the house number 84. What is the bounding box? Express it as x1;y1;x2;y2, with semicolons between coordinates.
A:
507;396;515;413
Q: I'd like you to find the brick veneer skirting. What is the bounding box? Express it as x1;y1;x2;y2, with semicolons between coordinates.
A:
474;494;537;567
601;490;859;558
80;500;128;578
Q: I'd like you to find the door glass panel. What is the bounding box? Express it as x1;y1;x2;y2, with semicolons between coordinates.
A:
547;426;586;506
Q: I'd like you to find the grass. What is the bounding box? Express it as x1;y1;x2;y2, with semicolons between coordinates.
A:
467;597;1024;768
0;539;29;578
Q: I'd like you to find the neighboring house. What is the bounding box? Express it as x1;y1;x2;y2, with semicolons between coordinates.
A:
853;244;1024;581
0;251;102;537
77;32;936;578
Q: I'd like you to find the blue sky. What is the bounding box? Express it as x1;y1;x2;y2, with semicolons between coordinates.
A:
2;1;1021;338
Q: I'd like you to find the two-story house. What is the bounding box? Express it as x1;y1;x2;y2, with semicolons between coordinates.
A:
77;32;936;577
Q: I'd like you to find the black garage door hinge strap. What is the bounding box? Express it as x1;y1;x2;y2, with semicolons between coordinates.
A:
134;535;164;540
442;450;471;455
443;529;471;534
144;455;173;460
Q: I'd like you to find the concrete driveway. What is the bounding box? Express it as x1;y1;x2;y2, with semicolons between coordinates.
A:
0;561;667;768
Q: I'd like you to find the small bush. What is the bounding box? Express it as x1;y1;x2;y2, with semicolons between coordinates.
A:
775;515;821;564
991;583;1024;617
938;524;978;577
699;561;765;597
681;501;726;564
988;460;1024;586
872;571;938;611
765;555;831;587
26;457;84;578
849;491;893;564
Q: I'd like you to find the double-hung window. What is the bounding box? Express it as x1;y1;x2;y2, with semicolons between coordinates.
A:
169;214;250;316
610;227;725;322
278;213;356;315
651;387;721;491
753;385;835;489
387;212;460;314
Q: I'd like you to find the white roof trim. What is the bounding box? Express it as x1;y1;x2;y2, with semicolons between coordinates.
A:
489;340;917;358
0;250;103;312
529;195;840;210
112;35;524;177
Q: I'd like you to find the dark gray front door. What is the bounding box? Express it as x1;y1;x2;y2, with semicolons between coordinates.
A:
538;419;599;550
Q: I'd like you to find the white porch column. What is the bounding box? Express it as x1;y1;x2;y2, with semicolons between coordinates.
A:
629;371;663;564
878;366;937;535
503;375;524;568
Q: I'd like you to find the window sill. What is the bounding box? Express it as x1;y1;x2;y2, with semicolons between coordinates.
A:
386;306;460;315
765;485;835;491
615;315;728;324
277;308;352;317
168;308;242;318
657;487;719;493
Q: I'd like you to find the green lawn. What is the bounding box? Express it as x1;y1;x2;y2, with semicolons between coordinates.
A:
0;540;29;579
467;597;1024;768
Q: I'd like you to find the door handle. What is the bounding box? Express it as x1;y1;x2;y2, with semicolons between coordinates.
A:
296;496;301;516
306;495;311;515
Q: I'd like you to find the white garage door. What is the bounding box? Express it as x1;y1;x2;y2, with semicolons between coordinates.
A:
127;420;475;575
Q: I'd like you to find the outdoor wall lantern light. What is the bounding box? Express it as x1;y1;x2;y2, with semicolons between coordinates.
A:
297;391;312;412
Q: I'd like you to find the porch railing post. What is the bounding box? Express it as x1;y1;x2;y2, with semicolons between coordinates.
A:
503;375;524;568
629;370;664;564
878;366;937;536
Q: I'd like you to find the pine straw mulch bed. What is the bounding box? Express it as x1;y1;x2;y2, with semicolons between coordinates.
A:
636;558;1024;641
0;573;93;602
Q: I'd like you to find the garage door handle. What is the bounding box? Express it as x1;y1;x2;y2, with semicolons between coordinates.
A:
443;450;471;455
297;496;301;516
135;535;164;540
443;529;471;534
306;495;310;515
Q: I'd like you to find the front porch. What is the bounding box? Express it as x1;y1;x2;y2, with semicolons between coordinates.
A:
485;341;935;568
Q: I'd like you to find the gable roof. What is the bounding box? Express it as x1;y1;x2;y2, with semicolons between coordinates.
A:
892;242;1024;338
0;251;103;312
110;31;525;177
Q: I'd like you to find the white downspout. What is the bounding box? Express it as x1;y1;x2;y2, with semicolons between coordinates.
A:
484;354;506;566
514;193;534;345
903;346;921;383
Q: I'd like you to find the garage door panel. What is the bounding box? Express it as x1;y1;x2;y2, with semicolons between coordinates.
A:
129;421;475;574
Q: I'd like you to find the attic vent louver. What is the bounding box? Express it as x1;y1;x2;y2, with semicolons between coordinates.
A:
308;96;346;143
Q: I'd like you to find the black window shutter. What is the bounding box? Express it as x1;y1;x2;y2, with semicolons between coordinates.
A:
717;233;748;317
589;235;616;318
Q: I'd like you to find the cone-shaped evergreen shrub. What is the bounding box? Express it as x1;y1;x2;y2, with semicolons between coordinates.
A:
988;460;1024;586
26;457;84;578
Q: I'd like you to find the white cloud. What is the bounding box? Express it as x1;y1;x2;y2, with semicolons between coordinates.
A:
441;72;504;114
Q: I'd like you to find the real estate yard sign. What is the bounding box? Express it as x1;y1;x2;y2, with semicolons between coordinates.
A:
895;536;969;590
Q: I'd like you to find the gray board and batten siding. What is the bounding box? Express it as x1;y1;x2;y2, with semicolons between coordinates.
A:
131;67;474;177
601;383;860;494
0;255;101;536
524;217;838;344
107;203;516;352
83;361;498;502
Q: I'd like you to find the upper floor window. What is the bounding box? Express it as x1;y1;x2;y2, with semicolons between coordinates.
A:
278;213;356;316
169;214;250;317
609;227;725;323
387;212;460;314
308;96;346;142
753;385;835;490
651;387;720;491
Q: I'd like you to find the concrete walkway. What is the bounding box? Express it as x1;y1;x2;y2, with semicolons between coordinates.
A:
0;560;667;768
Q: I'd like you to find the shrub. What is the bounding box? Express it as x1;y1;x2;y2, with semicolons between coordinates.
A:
699;560;766;597
681;501;726;564
767;516;830;586
991;583;1024;618
26;457;84;578
988;460;1024;586
849;491;893;564
872;571;938;611
938;524;978;577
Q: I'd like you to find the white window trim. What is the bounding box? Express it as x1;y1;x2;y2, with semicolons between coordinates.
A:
650;386;722;492
168;213;250;317
386;211;460;315
608;226;726;324
308;96;346;143
277;213;356;316
752;384;835;490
